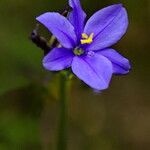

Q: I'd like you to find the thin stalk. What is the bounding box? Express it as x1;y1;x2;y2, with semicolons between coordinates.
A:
57;73;69;150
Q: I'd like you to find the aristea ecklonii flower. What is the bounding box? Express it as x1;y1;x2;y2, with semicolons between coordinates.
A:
36;0;131;90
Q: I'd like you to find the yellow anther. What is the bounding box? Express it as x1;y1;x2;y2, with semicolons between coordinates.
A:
82;33;88;39
80;33;94;44
89;33;94;40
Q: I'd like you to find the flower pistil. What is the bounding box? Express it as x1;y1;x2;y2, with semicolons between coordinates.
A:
73;48;84;56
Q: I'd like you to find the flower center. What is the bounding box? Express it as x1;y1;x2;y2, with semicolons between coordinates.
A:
73;48;84;56
80;33;94;44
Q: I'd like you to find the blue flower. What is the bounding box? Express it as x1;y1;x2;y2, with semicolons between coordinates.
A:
36;0;131;90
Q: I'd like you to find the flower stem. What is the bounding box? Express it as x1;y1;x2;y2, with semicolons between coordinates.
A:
57;73;70;150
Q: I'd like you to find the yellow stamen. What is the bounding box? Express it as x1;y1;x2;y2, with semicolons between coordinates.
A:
82;33;88;39
81;33;94;44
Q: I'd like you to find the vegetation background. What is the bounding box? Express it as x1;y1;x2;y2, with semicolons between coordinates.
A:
0;0;149;149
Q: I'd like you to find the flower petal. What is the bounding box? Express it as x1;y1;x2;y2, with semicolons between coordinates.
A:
97;48;131;74
43;48;74;71
36;12;77;48
69;0;86;39
84;4;128;51
71;54;113;90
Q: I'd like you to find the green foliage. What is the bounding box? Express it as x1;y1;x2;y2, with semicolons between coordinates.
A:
0;0;47;95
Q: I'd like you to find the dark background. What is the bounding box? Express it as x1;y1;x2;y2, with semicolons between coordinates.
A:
0;0;149;149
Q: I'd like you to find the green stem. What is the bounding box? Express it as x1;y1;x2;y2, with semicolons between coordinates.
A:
57;73;69;150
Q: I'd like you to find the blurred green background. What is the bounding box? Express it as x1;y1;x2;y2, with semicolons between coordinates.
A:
0;0;149;149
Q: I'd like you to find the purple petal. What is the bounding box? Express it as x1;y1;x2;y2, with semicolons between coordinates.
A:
43;48;74;71
71;54;113;90
36;12;77;48
97;48;131;74
84;4;128;51
68;0;86;40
